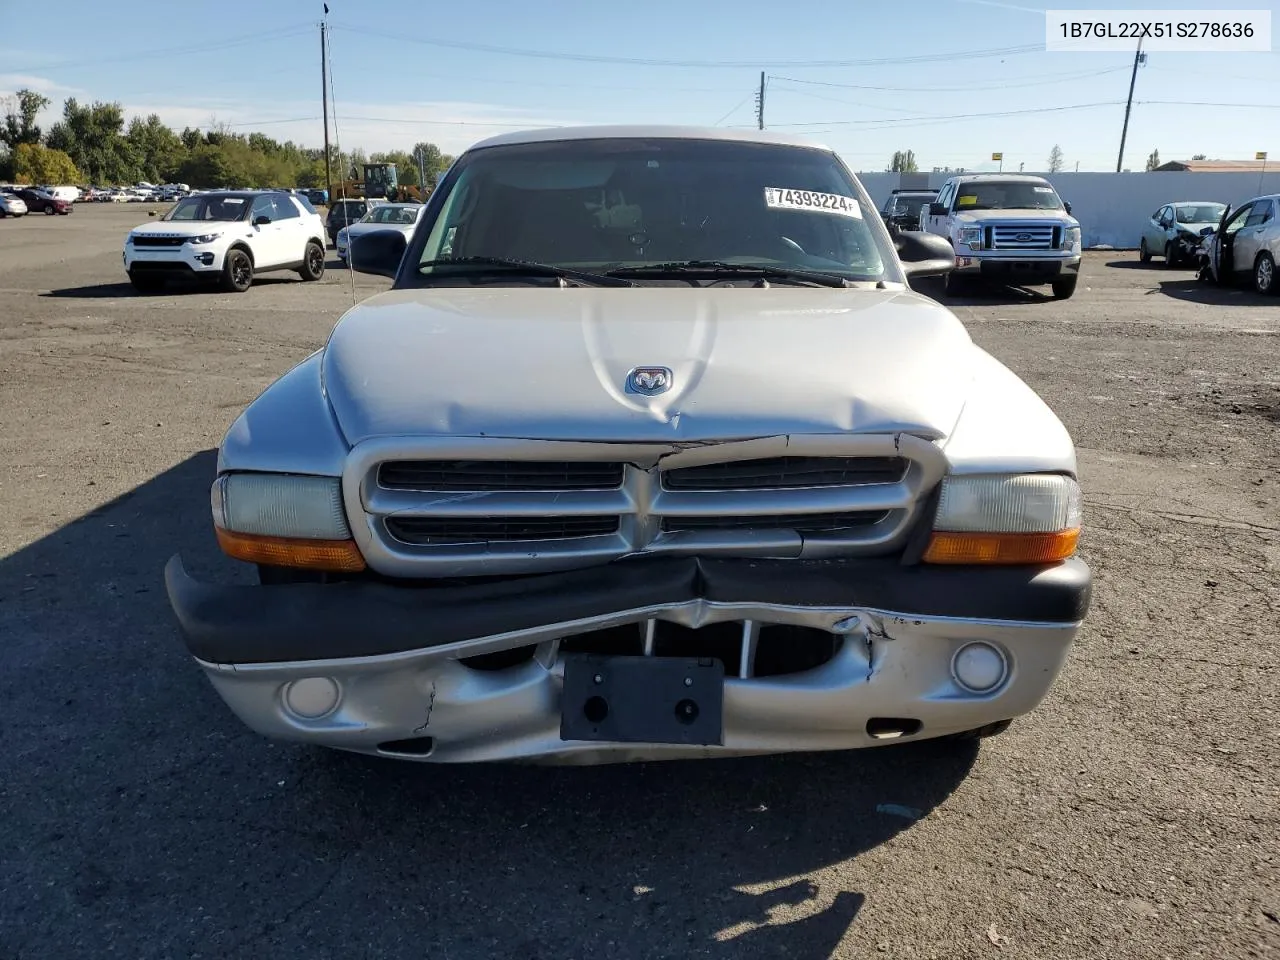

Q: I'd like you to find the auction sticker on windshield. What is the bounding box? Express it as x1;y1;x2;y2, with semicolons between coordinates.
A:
765;188;862;219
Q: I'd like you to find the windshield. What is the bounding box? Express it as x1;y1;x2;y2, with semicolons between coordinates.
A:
164;195;249;222
889;194;934;215
954;181;1063;212
414;137;896;284
363;205;420;225
1175;203;1226;224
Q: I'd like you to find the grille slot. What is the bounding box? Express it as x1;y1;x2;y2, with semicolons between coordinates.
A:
990;225;1056;250
385;515;620;545
662;456;907;491
661;511;890;534
379;460;625;492
131;236;187;247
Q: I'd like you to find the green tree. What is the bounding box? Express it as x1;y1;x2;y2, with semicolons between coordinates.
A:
1;89;50;151
1048;144;1065;173
1144;148;1161;171
13;142;82;183
1191;153;1207;161
47;99;140;184
888;149;917;173
127;114;186;182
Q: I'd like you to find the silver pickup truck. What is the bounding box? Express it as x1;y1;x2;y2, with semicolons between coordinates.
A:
166;126;1091;766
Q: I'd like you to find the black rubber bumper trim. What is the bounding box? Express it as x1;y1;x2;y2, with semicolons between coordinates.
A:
166;554;1091;666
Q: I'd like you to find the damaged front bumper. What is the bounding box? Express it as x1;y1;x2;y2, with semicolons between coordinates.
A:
165;554;1091;764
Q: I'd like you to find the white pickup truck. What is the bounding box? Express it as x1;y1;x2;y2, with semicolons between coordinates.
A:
920;174;1081;299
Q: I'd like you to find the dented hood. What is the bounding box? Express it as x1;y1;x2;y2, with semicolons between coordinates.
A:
320;286;977;444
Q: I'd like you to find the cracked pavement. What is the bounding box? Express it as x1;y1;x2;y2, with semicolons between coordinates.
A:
1;207;1277;958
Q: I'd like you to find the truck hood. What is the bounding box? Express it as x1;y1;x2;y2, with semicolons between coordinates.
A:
320;286;979;445
954;208;1078;226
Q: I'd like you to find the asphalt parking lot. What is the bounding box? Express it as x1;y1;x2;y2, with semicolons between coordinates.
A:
1;203;1277;960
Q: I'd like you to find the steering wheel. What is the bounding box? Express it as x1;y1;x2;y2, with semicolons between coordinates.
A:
780;236;807;254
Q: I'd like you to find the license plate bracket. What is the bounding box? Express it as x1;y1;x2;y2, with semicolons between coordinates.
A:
560;655;725;746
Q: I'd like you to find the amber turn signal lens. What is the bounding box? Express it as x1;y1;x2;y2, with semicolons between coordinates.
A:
215;527;366;572
922;529;1080;565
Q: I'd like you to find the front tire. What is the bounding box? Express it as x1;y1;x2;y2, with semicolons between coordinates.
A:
1256;253;1277;296
44;204;56;216
299;241;325;281
220;248;253;293
1052;275;1078;299
1139;238;1150;263
1164;242;1178;268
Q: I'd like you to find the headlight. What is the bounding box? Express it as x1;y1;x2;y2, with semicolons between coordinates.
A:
922;474;1081;565
211;473;365;571
1064;226;1081;248
337;229;348;242
187;233;221;245
957;226;982;244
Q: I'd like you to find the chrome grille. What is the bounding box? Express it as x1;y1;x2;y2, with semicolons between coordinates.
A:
345;435;948;578
131;236;187;247
661;511;889;533
379;460;624;492
386;515;620;545
990;224;1056;250
662;456;906;490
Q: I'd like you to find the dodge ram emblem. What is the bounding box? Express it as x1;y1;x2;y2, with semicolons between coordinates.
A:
1015;233;1033;242
626;366;672;395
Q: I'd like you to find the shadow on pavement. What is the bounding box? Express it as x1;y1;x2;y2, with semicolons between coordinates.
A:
0;451;978;958
1149;278;1274;306
41;276;318;298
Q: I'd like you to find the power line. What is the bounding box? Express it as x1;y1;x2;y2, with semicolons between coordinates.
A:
769;65;1131;92
770;100;1128;128
329;25;1047;69
5;23;314;73
712;96;754;127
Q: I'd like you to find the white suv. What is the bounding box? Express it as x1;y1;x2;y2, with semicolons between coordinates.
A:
123;190;327;293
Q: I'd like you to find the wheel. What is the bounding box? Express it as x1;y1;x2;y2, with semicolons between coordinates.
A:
44;204;55;215
129;273;163;293
1138;238;1150;263
1255;253;1277;296
220;248;253;293
1051;275;1078;299
943;271;966;296
298;240;325;281
1163;242;1178;268
948;719;1014;741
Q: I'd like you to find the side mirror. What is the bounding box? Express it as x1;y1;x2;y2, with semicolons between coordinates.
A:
896;230;956;280
253;215;271;226
928;202;947;217
349;228;407;278
1199;226;1215;236
1063;201;1072;215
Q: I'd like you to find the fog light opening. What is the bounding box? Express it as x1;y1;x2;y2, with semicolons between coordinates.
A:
951;642;1009;694
866;717;923;740
377;737;435;758
282;677;341;719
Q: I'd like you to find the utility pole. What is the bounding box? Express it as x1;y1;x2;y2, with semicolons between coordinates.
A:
321;14;332;200
1116;37;1145;173
756;72;766;130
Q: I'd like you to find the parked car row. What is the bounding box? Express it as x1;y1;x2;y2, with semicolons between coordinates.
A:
1138;194;1280;295
0;187;73;216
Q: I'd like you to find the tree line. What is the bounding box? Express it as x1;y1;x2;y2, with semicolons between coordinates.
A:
0;89;453;190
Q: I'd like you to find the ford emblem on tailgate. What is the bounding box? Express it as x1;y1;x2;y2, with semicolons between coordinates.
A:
1015;233;1033;241
626;366;673;395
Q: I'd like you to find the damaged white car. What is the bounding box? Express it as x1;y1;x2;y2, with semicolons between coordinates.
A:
166;126;1091;765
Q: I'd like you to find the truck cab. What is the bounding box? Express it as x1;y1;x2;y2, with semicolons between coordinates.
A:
922;174;1081;299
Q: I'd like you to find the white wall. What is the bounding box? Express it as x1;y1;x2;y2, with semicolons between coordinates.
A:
850;169;1280;249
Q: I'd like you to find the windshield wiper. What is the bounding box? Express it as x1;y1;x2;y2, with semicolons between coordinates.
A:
607;260;851;288
418;256;636;287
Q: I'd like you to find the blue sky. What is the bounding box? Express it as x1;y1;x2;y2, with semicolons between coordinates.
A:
2;0;1277;172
